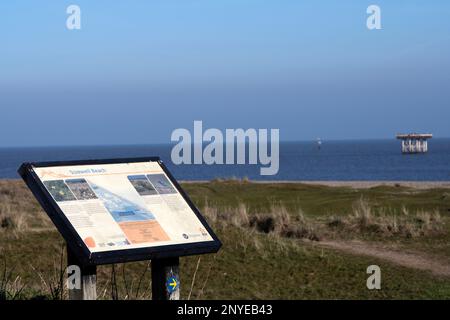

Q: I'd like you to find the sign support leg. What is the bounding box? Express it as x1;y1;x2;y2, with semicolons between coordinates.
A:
67;246;97;300
151;257;180;300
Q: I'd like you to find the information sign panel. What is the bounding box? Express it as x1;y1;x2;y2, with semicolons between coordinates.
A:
19;157;221;266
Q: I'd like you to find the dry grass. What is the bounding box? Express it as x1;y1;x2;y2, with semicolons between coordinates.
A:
0;180;52;235
203;197;445;242
203;201;320;241
0;202;28;234
327;198;444;238
1;257;25;300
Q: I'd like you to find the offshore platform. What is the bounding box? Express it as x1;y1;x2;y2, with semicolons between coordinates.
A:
396;133;432;154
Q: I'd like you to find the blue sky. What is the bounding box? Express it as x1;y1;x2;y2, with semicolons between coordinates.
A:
1;1;449;146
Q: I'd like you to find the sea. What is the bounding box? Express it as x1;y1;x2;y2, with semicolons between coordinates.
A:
1;139;450;181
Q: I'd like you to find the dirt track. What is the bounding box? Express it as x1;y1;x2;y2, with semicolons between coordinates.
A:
318;240;450;277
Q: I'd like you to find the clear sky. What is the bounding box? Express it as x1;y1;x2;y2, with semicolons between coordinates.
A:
1;1;449;146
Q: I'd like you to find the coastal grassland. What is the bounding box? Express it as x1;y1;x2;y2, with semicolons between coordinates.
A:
1;179;449;299
183;180;450;219
1;222;450;299
184;180;450;258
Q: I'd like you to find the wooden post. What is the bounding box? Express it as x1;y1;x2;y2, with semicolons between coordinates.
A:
151;257;180;300
67;246;97;300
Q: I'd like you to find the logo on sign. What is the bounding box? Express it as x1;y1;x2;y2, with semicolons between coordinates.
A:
167;276;179;293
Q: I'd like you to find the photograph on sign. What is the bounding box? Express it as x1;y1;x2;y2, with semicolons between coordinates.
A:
32;161;214;253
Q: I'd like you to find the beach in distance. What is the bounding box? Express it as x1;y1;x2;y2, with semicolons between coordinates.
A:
181;180;450;189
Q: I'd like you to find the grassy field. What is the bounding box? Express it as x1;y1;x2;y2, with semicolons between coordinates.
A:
1;179;450;299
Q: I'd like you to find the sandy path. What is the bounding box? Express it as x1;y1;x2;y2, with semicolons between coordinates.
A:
317;240;450;277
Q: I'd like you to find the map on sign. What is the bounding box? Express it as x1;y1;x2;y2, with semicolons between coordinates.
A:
30;161;214;253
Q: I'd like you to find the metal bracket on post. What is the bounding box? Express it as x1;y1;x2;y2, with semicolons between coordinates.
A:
67;246;97;300
151;257;180;300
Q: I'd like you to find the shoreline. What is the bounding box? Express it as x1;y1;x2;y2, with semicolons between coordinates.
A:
3;178;450;189
182;180;450;189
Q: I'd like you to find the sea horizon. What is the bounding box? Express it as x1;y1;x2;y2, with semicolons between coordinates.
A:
2;136;449;149
1;139;449;181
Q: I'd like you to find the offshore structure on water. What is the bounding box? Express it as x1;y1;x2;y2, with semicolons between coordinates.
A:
396;133;432;154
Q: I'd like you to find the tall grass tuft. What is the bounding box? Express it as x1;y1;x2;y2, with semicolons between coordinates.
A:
328;198;445;238
203;201;320;241
1;256;25;300
0;202;28;235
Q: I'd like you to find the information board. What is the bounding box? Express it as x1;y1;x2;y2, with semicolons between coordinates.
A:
19;157;221;266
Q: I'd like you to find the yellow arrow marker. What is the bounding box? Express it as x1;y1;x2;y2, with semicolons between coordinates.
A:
170;279;177;288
